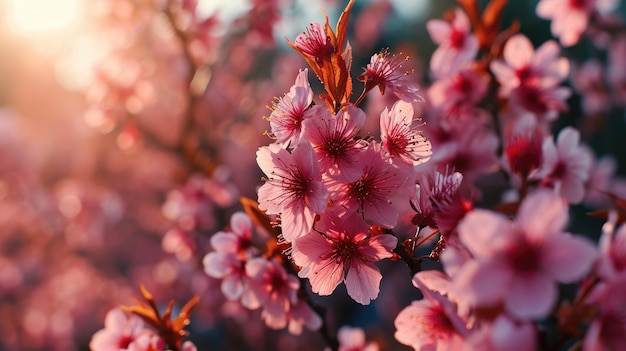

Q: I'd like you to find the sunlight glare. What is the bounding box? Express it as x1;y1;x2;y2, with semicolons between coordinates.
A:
7;0;81;35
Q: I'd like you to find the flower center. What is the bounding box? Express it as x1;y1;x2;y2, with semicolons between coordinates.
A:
508;239;541;273
450;29;465;49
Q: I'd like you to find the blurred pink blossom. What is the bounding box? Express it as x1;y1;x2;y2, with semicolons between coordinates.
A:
453;190;597;320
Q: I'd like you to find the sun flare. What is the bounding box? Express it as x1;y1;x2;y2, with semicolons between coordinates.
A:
6;0;82;36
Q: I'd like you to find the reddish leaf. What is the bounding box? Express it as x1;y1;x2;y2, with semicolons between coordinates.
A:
334;0;355;54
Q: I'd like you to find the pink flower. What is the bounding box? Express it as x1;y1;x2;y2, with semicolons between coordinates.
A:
536;0;619;47
301;105;366;173
533;127;592;204
504;115;545;177
358;49;423;103
90;308;159;351
426;8;479;77
202;212;257;300
245;257;300;329
380;100;432;166
491;34;569;96
256;142;328;241
394;278;468;350
267;69;314;146
335;326;379;351
490;34;571;124
453;190;597;320
326;143;415;228
427;68;489;112
210;212;256;257
292;214;397;305
294;22;334;59
410;167;464;231
584;273;626;351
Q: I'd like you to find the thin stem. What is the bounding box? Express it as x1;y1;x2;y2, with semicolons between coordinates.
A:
393;240;422;277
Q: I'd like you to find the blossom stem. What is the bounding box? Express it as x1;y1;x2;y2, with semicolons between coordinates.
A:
353;84;375;107
393;239;422;277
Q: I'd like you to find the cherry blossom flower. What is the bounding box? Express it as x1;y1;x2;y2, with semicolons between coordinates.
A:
453;190;597;320
267;69;314;146
301;105;366;173
326;143;414;228
90;308;158;351
394;277;468;350
504;115;545;178
202;212;258;300
410;167;464;231
464;315;537;351
509;80;572;124
431;170;473;238
490;34;571;124
256;142;328;241
426;8;479;77
358;49;423;103
210;212;257;257
245;257;300;329
292;214;397;305
533;127;592;204
536;0;619;47
490;34;569;96
584;273;626;351
380;100;432;166
294;22;334;59
428;68;489;113
334;326;379;351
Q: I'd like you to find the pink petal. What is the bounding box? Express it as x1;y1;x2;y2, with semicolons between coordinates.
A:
221;276;244;300
230;212;252;237
536;0;559;17
458;210;514;258
505;273;557;320
413;270;451;296
292;232;330;269
504;34;534;69
309;260;343;296
426;20;452;45
345;262;382;305
491;316;537;351
542;233;597;282
360;234;397;261
556;127;580;155
452;260;512;308
210;232;238;253
203;252;238;278
280;203;315;242
517;190;568;241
